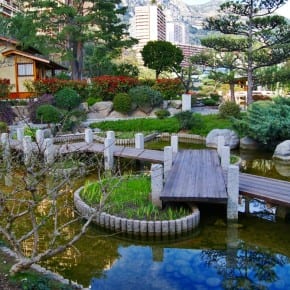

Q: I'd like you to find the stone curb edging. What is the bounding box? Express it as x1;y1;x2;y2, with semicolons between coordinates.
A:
74;187;200;238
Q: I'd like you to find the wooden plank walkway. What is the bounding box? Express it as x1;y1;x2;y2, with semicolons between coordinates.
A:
239;173;290;207
56;142;164;163
160;150;228;203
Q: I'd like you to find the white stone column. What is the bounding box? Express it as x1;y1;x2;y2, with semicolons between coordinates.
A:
85;128;93;144
16;127;24;142
151;163;163;208
227;165;239;220
36;129;44;148
217;135;225;157
106;131;115;151
44;138;55;165
135;133;144;150
23;136;33;166
104;137;114;170
171;135;178;153
164;146;173;180
1;133;10;163
182;93;191;111
221;145;230;171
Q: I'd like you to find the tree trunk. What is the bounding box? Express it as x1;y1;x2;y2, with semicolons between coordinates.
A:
9;259;34;276
247;0;254;105
71;41;84;80
229;82;235;102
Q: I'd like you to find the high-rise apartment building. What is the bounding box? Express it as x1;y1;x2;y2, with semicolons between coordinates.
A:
132;4;166;63
166;22;188;44
0;0;21;17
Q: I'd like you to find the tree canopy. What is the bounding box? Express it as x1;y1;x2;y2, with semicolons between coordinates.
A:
141;40;183;79
4;0;136;80
203;0;290;104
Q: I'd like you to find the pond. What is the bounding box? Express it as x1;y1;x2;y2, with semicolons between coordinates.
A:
2;140;290;289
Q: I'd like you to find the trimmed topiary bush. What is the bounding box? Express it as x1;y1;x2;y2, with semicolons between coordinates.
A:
28;94;55;123
128;85;163;113
36;104;62;124
55;88;81;110
113;93;132;114
219;101;241;118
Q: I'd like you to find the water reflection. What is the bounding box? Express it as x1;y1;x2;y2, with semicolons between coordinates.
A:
90;242;290;290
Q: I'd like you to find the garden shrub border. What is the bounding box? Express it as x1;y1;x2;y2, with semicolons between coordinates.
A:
74;187;200;238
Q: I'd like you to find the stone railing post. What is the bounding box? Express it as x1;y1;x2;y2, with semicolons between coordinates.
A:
171;135;178;153
36;129;44;149
221;145;230;171
217;135;225;157
151;163;163;208
23;136;33;166
85;128;93;144
135;133;144;150
104;137;114;170
164;146;173;180
227;165;239;220
1;133;10;163
16;127;24;142
106;131;115;151
44;138;55;165
182;93;191;111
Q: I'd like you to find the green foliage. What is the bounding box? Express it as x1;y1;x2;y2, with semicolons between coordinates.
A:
155;109;170;119
90;117;180;133
233;97;290;145
24;127;37;141
86;97;99;107
128;86;163;113
175;111;202;130
141;40;183;79
219;101;241;118
0;121;7;133
55;88;81;110
61;109;87;132
81;175;191;220
153;78;183;100
113;93;132;114
202;98;218;106
36;104;62;124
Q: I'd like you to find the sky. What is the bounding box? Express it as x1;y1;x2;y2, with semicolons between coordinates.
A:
182;0;290;18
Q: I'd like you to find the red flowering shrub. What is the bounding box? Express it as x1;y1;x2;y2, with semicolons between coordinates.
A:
91;75;139;101
153;78;183;100
0;79;12;99
30;79;87;98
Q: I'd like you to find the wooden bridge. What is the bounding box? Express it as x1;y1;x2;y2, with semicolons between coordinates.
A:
9;139;290;207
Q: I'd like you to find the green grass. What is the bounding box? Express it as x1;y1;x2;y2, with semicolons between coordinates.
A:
90;117;180;133
90;114;234;137
81;175;191;220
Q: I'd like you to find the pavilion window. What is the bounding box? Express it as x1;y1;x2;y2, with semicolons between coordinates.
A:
17;63;34;76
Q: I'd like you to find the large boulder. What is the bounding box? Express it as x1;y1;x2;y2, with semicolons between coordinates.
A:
206;129;239;149
89;101;113;118
240;136;259;150
273;140;290;162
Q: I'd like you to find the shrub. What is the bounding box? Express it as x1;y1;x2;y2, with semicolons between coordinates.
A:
87;97;100;107
128;86;163;113
155;109;170;119
36;104;62;124
233;98;290;146
24;126;37;141
175;111;196;130
202;98;217;106
55;88;81;110
0;121;7;133
113;93;132;114
27;94;55;123
219;101;241;118
153;78;183;100
61;109;87;132
0;101;16;125
0;79;12;99
91;75;139;101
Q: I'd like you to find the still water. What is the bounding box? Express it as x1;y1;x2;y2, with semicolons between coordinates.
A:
42;141;290;289
3;140;290;289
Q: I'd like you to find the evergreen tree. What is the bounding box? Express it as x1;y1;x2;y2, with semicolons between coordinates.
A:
203;0;290;104
12;0;136;80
